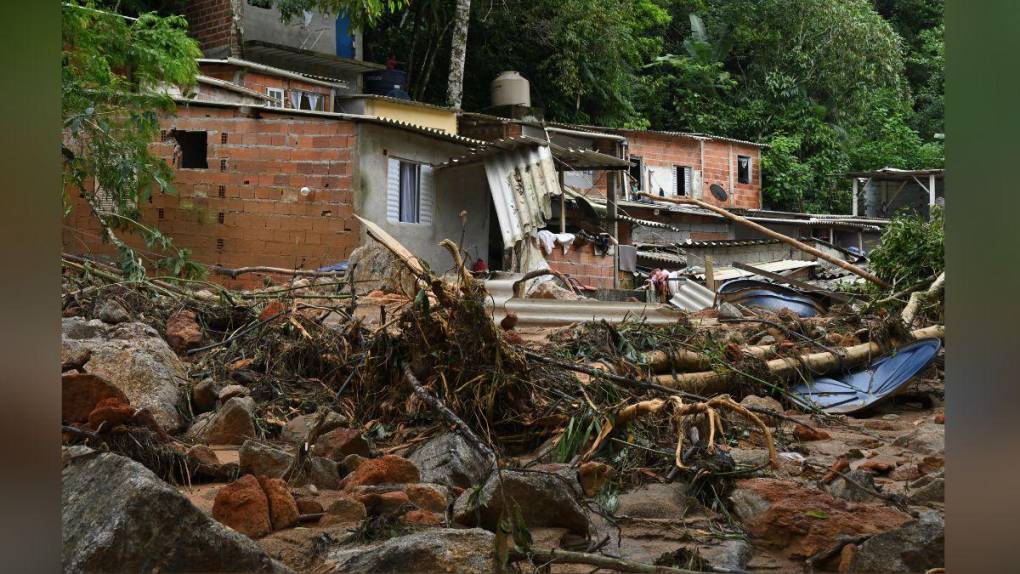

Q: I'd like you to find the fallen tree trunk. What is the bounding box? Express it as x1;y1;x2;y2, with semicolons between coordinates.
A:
638;193;889;288
640;344;776;373
653;325;944;394
901;272;945;327
209;265;346;279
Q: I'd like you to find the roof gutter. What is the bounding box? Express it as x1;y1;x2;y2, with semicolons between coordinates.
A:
545;125;626;142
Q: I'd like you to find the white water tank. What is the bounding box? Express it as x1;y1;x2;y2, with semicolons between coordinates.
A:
491;71;531;108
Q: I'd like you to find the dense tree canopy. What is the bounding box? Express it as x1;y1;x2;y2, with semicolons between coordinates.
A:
366;0;944;213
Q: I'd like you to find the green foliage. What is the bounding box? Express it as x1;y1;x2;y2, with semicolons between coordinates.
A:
273;0;408;29
867;207;944;288
554;412;599;463
62;2;205;280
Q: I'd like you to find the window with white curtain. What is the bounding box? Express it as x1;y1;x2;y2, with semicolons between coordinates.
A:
386;158;433;225
266;88;284;108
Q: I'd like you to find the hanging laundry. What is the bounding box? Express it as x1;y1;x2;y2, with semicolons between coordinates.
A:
553;232;576;255
535;229;557;255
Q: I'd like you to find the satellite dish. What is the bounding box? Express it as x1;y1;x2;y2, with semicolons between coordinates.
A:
709;184;728;201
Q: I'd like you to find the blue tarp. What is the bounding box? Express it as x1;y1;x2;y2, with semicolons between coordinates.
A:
790;338;942;414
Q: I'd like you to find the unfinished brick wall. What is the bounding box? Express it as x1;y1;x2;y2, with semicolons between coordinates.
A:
183;0;237;56
63;104;360;289
545;245;619;290
701;139;761;209
198;63;335;112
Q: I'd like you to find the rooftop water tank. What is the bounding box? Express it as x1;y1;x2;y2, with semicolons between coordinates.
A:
491;71;531;108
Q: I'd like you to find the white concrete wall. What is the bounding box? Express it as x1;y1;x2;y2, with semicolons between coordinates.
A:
354;124;490;272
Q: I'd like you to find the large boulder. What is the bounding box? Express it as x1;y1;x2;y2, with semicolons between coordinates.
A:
892;424;945;455
347;243;417;295
615;482;691;519
61;318;189;431
62;449;290;573
849;509;944;572
238;440;342;489
188;397;257;445
327;528;495;574
280;411;348;445
729;478;912;560
453;470;590;535
313;428;372;460
212;475;273;539
408;432;491;490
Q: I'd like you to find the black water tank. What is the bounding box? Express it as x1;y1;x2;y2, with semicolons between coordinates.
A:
363;69;409;99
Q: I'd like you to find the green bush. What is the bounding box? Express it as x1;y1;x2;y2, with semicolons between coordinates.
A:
868;206;944;289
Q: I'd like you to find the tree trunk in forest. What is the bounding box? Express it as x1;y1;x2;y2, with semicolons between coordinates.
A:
446;0;471;109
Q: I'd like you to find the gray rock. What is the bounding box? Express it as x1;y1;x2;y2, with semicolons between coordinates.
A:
453;470;590;534
96;300;130;324
825;469;880;503
62;449;290;573
328;528;494;574
700;539;753;572
61;318;189;431
908;472;945;505
217;384;251;403
729;486;771;522
717;302;744;320
280;411;348;445
616;482;691;519
740;394;783;417
849;509;944;572
892;424;945;455
188;397;256;445
728;448;771;468
409;433;493;490
238;440;342;489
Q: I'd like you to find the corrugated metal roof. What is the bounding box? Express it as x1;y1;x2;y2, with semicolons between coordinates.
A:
846;167;944;179
680;238;781;248
636;251;687;266
195;75;272;100
691;259;818;281
484;144;557;247
668;278;716;312
438;136;629;170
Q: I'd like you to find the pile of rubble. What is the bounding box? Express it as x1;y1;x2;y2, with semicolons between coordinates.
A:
60;234;944;574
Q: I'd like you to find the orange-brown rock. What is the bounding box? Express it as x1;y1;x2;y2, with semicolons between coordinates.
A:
165;310;203;354
257;476;300;531
793;424;831;442
296;498;323;514
857;461;894;475
578;462;612;497
259;300;287;321
87;397;135;428
62;372;128;424
730;478;911;560
343;455;420;489
403;509;444;526
404;484;448;513
212;474;271;538
356;490;412;516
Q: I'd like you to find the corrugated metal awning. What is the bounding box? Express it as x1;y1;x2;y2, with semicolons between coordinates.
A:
484;145;557;247
438;136;629;171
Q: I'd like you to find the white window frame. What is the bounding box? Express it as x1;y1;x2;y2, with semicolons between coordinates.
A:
386;157;433;225
266;87;284;108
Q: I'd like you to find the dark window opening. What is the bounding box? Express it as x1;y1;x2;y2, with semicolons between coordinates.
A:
217;212;225;224
172;130;208;169
629;157;643;196
216;238;224;250
221;133;228;144
737;155;751;184
675;165;692;197
218;185;226;198
157;208;164;219
220;159;227;171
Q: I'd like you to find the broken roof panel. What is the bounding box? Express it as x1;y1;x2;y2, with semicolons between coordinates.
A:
438;136;629;171
484;144;557;247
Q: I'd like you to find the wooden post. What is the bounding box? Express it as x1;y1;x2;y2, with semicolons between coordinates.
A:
857;231;864;252
608;170;619;288
829;227;835;244
704;255;716;292
851;178;859;217
558;170;566;234
928;173;936;220
639;193;889;288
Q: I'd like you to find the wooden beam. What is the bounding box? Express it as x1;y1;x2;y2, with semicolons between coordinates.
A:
638;193;890;288
703;255;716;292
